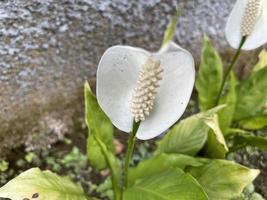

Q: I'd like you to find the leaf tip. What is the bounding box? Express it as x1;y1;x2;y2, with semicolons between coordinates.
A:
203;34;210;42
84;81;92;92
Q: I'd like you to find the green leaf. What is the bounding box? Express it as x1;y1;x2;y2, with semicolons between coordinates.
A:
84;81;114;170
239;115;267;130
124;168;209;200
94;135;122;199
234;67;267;121
203;114;229;158
218;72;237;133
128;153;207;187
0;160;8;172
231;135;267;151
84;82;121;199
187;160;260;200
196;36;223;111
0;168;89;200
156;106;225;156
161;7;180;48
250;193;265;200
87;137;106;169
225;128;251;137
253;49;267;72
96;177;113;200
155;114;209;156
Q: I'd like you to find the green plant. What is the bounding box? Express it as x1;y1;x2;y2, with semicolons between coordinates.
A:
0;161;8;173
61;147;88;168
25;152;37;163
1;2;267;200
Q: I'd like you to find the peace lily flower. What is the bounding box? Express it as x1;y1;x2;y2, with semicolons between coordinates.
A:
96;42;195;140
225;0;267;50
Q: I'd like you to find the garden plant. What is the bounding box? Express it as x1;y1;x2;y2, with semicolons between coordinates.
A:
0;1;267;200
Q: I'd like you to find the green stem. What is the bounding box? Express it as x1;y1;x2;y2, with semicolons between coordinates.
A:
215;36;247;105
93;135;121;200
122;121;141;194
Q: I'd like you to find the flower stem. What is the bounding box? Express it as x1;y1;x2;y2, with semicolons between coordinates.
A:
215;36;247;105
122;121;141;192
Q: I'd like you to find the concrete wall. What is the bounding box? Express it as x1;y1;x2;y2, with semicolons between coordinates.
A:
0;0;258;156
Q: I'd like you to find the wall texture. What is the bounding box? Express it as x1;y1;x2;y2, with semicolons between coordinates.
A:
0;0;257;156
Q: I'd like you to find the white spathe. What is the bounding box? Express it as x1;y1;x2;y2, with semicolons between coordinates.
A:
96;42;195;140
225;0;267;50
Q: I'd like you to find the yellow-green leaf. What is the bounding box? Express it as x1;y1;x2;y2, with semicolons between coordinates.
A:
218;72;237;134
196;36;223;111
187;160;260;200
161;7;180;48
124;168;209;200
155;114;209;156
128;153;206;187
203;114;229;158
234;67;267;121
156;106;225;156
84;81;114;170
239;115;267;130
0;168;89;200
253;49;267;72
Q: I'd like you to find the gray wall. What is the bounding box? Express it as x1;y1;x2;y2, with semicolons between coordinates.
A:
0;0;256;156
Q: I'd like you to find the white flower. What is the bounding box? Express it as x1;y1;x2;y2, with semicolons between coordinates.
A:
96;42;195;140
225;0;267;50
